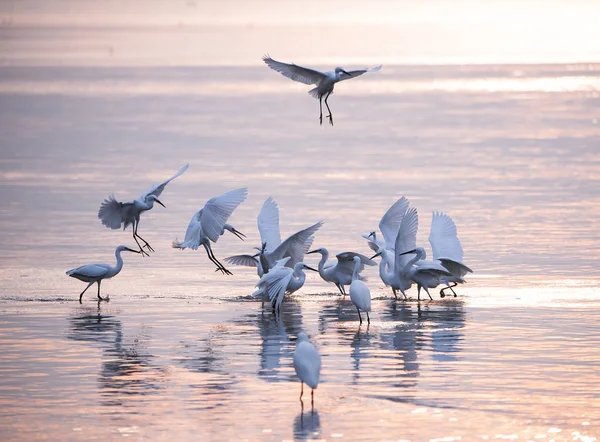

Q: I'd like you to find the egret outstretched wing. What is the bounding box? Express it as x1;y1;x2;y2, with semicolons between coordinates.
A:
429;211;464;262
339;65;382;82
200;188;248;243
271;220;324;266
258;197;282;252
224;254;258;268
263;55;326;86
140;163;189;200
98;196;135;230
379;196;409;248
394;206;419;275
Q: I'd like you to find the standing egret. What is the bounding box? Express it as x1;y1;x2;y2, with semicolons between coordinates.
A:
172;188;248;275
293;332;321;404
349;255;372;325
306;247;375;295
428;211;473;297
252;257;318;313
98;163;189;256
398;246;451;301
225;197;323;275
66;245;140;303
263;55;382;125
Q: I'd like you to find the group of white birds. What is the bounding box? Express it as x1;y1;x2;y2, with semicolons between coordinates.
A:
65;55;471;403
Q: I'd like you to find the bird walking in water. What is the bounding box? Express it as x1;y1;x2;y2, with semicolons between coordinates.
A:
252;257;318;313
66;245;140;303
172;188;248;275
263;55;382;125
293;332;321;406
306;247;375;295
349;255;372;325
98;163;189;256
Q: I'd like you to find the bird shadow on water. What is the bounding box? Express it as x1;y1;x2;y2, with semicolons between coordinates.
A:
67;309;166;414
293;402;321;442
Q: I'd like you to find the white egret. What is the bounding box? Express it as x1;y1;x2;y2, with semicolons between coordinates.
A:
293;332;321;404
252;257;318;313
263;55;382;125
225;197;323;275
66;245;140;303
98;163;189;256
398;246;452;301
362;196;410;264
349;256;372;325
306;247;375;295
172;188;248;275
428;211;473;297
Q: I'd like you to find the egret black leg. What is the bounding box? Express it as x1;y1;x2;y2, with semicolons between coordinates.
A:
366;311;370;324
417;285;421;302
300;382;304;400
132;223;151;256
78;281;94;303
96;280;108;301
356;306;363;325
324;92;333;125
319;96;323;125
203;243;233;275
311;389;314;407
392;287;398;300
424;287;433;300
134;223;154;253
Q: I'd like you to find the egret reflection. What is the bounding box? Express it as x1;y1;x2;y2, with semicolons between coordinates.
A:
293;405;321;441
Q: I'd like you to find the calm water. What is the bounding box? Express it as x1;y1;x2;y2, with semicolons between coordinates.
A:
1;61;599;440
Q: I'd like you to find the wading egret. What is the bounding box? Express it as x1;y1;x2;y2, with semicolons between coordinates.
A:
428;211;473;297
263;55;382;125
306;247;374;295
252;257;318;313
293;332;321;404
349;255;372;325
66;245;140;303
98;163;189;256
172;188;248;275
225;197;323;275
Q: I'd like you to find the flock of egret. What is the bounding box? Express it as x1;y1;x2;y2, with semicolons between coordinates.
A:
66;55;470;404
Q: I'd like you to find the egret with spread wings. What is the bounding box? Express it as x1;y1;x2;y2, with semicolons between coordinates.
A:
173;188;248;275
98;163;189;256
263;55;382;126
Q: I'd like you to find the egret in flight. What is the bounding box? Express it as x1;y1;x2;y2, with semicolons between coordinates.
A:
66;245;140;303
172;188;248;275
225;197;323;275
252;257;318;313
427;211;473;297
306;247;375;295
293;332;321;405
263;55;382;125
98;163;189;256
362;196;410;263
349;255;372;325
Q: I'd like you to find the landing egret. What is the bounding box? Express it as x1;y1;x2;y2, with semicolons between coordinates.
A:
306;247;374;295
349;256;371;325
252;257;318;313
362;196;410;263
172;188;248;275
225;197;323;275
428;211;473;297
66;245;140;303
263;55;382;125
98;163;189;256
293;332;321;404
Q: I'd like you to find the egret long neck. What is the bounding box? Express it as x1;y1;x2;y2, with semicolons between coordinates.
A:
403;250;423;274
352;259;361;281
113;249;126;275
317;251;328;277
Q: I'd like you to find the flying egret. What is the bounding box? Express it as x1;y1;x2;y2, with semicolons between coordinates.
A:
225;197;323;275
262;55;382;125
66;245;140;303
306;247;375;295
349;255;372;325
98;163;189;256
428;211;473;297
252;257;318;313
172;188;248;275
362;196;410;263
293;332;321;404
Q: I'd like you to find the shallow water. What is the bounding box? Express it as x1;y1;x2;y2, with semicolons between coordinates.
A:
1;61;600;440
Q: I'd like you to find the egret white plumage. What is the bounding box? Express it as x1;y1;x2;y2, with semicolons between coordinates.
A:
349;256;372;325
398;246;452;301
263;55;382;125
172;188;248;275
306;247;375;295
293;332;321;404
98;163;189;256
362;196;410;263
252;257;318;313
66;245;140;303
225;197;323;275
428;211;473;297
